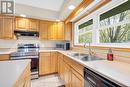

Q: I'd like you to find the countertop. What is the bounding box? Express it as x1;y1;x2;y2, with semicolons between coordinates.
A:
0;59;31;87
58;51;130;87
0;48;16;55
0;49;130;86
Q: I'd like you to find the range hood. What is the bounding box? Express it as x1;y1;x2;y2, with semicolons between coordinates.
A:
14;30;39;39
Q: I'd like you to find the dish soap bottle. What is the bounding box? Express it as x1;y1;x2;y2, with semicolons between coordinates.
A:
107;48;113;61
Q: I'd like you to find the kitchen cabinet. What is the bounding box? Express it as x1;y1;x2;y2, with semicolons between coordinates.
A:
57;22;65;40
58;53;84;87
58;53;64;80
0;15;14;39
50;52;58;73
39;52;58;75
63;62;71;87
16;17;39;32
39;52;51;75
39;21;49;40
64;22;72;41
15;17;29;30
48;22;57;40
29;19;39;32
39;20;65;40
14;63;31;87
0;54;10;61
71;68;84;87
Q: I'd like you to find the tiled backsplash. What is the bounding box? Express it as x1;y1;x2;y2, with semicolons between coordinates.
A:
72;47;130;64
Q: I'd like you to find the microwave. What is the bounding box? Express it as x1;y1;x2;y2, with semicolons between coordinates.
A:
56;42;70;50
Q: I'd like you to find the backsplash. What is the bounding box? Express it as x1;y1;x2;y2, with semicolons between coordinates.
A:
0;39;66;48
72;47;130;64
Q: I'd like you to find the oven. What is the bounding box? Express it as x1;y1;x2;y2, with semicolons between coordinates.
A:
10;44;39;80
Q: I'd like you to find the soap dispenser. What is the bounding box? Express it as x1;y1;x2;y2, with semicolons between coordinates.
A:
107;48;113;61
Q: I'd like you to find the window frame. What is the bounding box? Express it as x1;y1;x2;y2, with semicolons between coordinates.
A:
74;0;130;48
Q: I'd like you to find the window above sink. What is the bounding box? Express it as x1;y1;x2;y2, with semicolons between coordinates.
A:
74;0;130;48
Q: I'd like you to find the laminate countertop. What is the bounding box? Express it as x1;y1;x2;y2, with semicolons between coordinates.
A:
0;59;31;87
0;49;16;55
58;51;130;87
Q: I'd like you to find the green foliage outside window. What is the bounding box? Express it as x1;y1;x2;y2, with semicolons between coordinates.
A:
79;32;92;43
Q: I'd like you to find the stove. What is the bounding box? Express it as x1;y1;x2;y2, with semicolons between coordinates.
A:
10;44;39;80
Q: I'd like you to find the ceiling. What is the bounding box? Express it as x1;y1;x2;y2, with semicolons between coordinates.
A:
14;0;83;21
15;0;64;12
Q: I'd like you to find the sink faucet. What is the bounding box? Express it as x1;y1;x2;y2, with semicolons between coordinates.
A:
84;42;95;58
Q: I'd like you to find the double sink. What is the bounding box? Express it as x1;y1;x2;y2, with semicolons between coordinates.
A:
67;52;104;62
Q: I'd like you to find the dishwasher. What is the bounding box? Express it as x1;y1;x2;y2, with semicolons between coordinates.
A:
84;68;121;87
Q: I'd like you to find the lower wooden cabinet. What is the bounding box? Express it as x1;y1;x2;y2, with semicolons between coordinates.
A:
0;54;10;61
39;52;58;75
39;52;51;75
39;52;84;87
71;69;84;87
50;52;58;73
14;63;31;87
58;53;84;87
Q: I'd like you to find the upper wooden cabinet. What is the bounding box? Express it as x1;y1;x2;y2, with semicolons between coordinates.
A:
29;19;39;32
0;15;14;39
15;17;39;32
39;20;49;40
64;22;72;41
39;21;65;40
15;17;29;30
57;22;65;40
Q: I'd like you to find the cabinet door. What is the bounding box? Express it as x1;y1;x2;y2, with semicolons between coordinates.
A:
3;16;14;39
57;22;65;40
63;63;71;87
50;52;58;73
29;19;39;31
71;69;84;87
16;17;29;30
65;22;72;40
48;22;57;40
39;52;51;75
0;15;3;38
58;53;64;79
0;16;14;39
39;21;48;40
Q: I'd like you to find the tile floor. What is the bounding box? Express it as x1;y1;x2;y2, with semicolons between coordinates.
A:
31;74;64;87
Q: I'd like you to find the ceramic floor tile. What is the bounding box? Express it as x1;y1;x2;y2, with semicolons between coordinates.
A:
31;74;64;87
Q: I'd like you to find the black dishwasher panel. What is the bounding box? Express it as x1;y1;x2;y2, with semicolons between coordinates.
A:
84;68;121;87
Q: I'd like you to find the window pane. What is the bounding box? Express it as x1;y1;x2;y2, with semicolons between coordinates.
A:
100;9;130;27
79;32;92;43
100;23;130;43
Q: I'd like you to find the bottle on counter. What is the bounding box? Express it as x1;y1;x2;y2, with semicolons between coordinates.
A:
107;48;113;61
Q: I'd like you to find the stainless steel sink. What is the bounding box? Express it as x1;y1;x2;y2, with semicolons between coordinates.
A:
68;53;88;57
67;52;104;61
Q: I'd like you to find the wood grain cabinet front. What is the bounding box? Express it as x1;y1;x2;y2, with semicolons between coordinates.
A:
0;54;10;61
39;52;51;75
0;15;14;39
39;52;58;76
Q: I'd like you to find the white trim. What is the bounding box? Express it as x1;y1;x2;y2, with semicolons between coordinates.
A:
74;0;130;48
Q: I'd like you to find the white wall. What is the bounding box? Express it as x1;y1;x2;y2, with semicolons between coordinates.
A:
0;39;65;48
